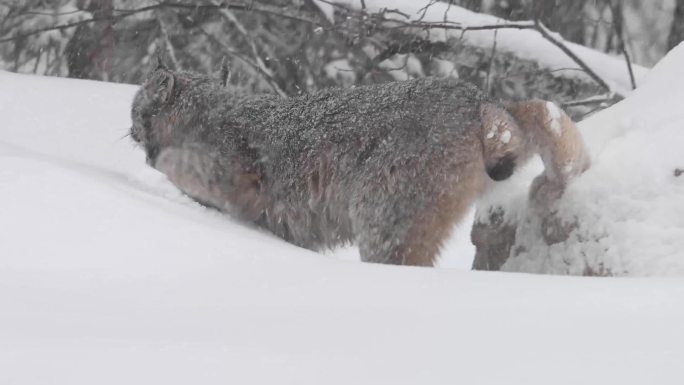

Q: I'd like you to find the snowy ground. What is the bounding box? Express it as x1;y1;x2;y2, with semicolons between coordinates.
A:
1;57;684;383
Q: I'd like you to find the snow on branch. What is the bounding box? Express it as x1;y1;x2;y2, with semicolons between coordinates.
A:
211;0;287;97
320;0;648;97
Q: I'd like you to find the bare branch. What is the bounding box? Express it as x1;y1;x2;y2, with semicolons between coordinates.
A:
156;12;180;70
375;14;619;96
417;0;439;21
22;9;86;16
560;93;616;108
391;19;536;32
212;0;287;97
196;25;286;97
0;1;322;44
619;47;636;90
0;13;116;44
533;19;614;95
610;0;636;90
485;26;499;95
316;0;410;19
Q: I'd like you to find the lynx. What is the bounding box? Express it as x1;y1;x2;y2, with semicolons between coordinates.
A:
130;65;589;266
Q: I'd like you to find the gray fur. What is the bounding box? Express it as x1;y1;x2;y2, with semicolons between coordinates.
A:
130;68;524;266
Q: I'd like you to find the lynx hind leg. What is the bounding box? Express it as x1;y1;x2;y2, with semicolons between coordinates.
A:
354;205;448;267
506;100;591;184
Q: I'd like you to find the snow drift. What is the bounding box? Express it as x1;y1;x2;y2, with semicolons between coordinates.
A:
1;47;684;384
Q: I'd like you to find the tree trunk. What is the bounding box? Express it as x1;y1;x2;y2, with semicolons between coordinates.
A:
65;0;114;80
668;0;684;50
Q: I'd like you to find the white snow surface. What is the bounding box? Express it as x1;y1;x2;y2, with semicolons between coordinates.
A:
321;0;649;95
1;48;684;382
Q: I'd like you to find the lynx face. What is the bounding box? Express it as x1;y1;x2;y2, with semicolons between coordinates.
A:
129;69;176;165
480;104;528;181
129;90;148;145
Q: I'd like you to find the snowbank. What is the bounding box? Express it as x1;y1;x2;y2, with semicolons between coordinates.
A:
1;62;683;383
473;42;684;276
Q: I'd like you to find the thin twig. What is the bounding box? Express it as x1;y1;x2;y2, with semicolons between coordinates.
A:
0;1;321;44
156;12;180;70
212;0;286;97
23;9;86;16
385;16;618;95
417;0;439;21
0;13;124;44
620;47;636;90
340;4;619;97
316;0;410;19
443;0;454;23
580;103;610;118
117;1;321;25
560;93;616;108
196;25;286;96
396;20;536;32
533;19;614;94
610;0;636;89
485;26;498;95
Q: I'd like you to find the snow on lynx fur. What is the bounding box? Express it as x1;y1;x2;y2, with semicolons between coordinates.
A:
130;64;589;266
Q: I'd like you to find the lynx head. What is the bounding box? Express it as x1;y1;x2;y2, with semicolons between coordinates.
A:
480;103;529;181
130;62;177;164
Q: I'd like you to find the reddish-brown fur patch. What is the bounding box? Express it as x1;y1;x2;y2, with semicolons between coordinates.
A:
400;156;486;266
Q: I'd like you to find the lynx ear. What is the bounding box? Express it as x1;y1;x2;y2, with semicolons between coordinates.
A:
153;45;168;71
143;69;175;103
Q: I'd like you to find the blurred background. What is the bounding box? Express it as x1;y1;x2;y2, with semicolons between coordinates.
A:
1;0;682;119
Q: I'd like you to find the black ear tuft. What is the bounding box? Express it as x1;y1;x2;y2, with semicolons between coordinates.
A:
153;45;168;71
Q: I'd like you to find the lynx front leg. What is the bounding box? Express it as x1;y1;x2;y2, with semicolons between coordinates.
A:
355;214;440;267
472;100;592;271
509;100;591;243
154;146;229;210
155;145;267;220
351;182;435;265
505;99;591;215
506;100;591;184
355;197;475;267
